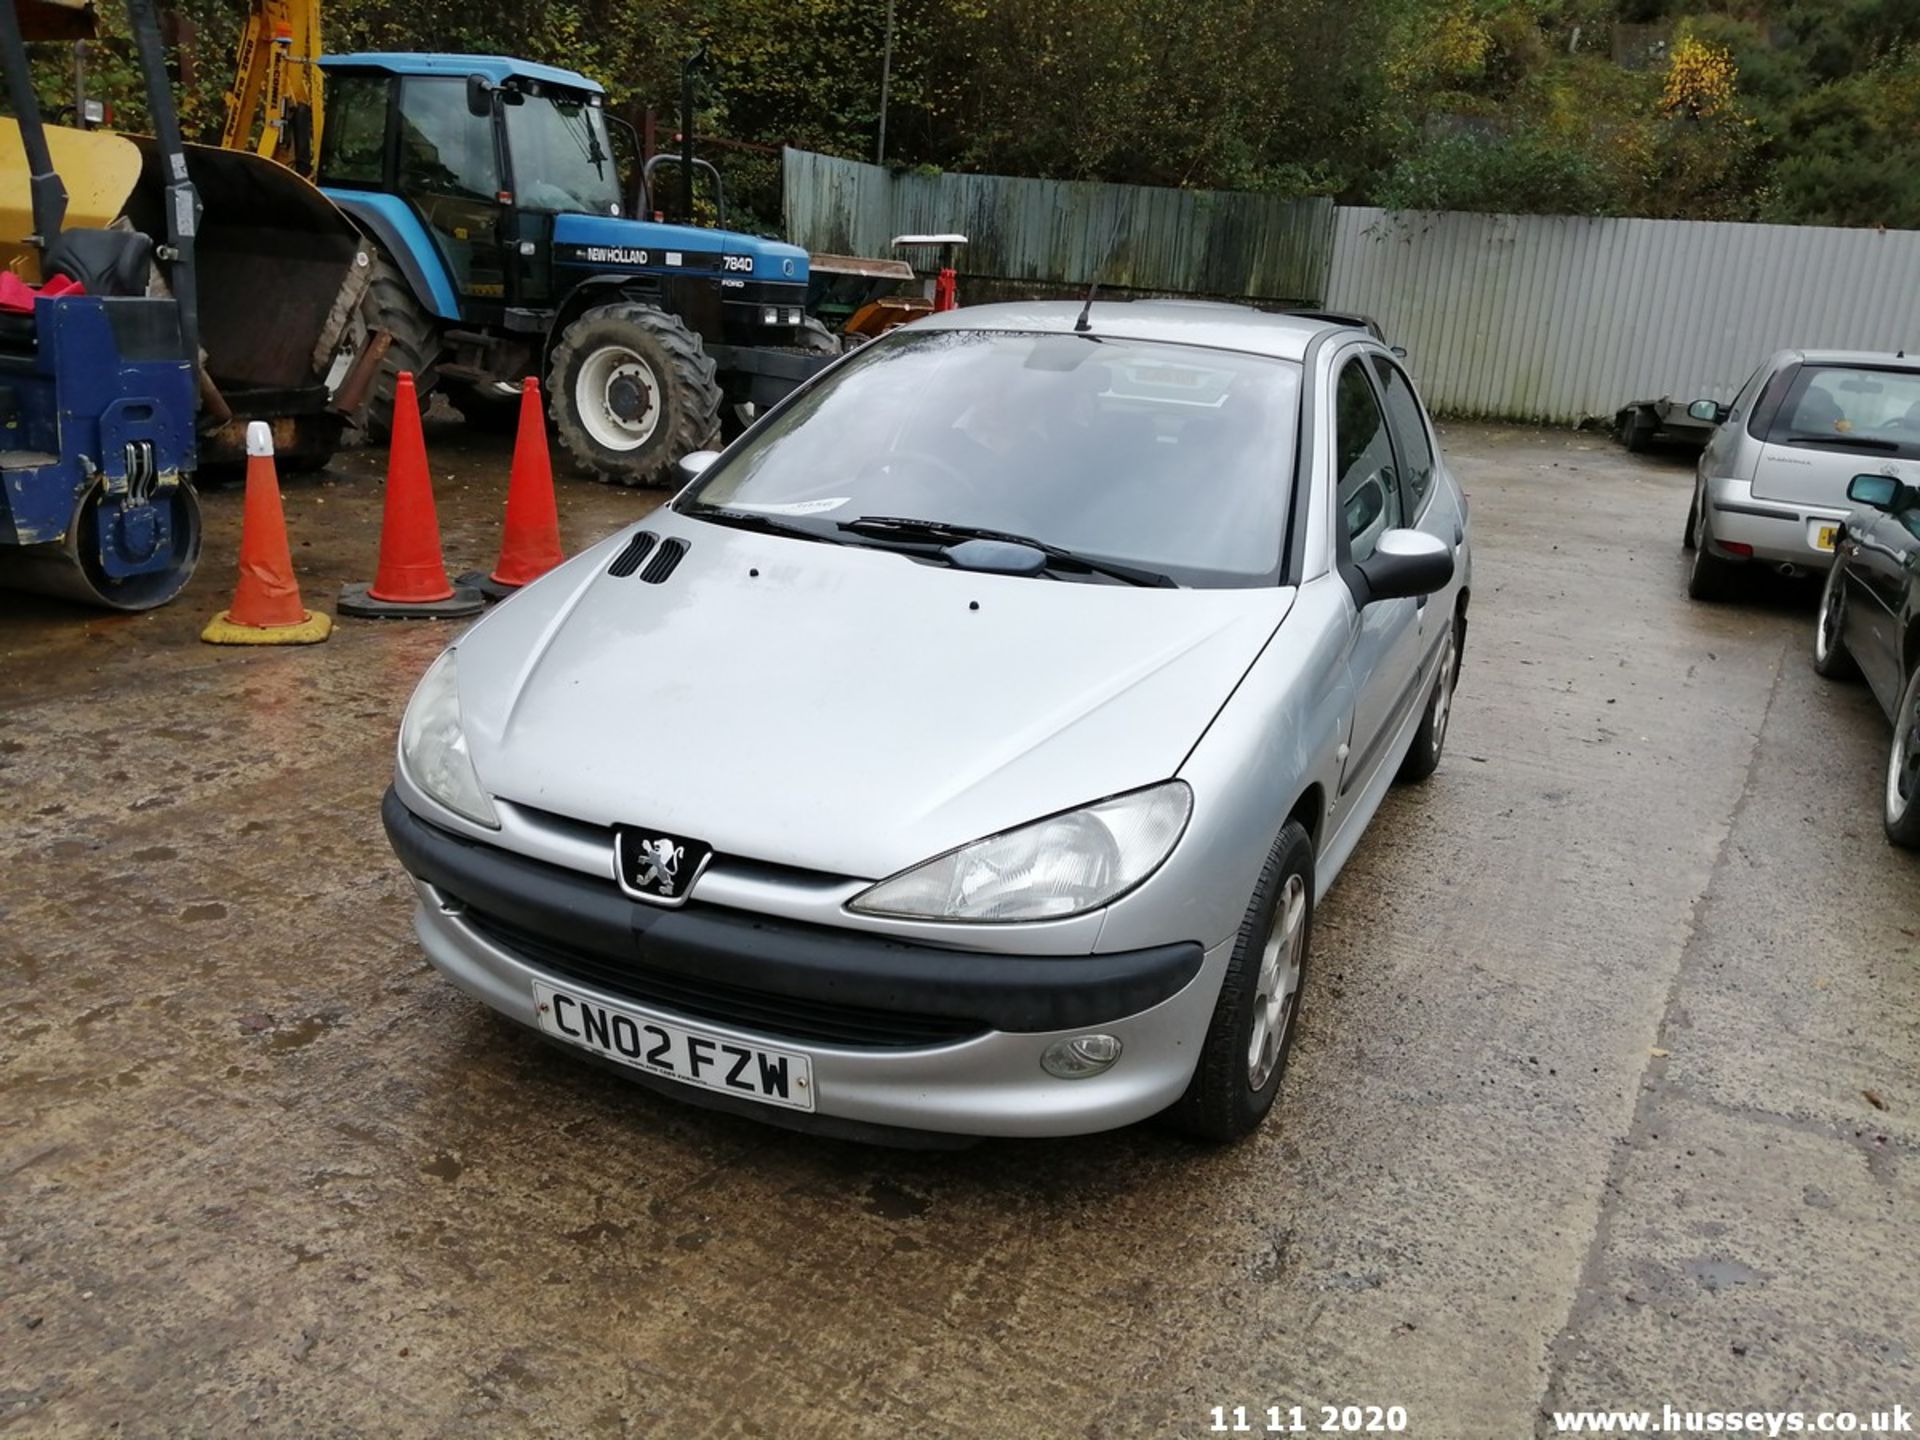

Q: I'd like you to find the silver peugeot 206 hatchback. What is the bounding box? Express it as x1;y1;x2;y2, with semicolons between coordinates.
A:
382;301;1472;1144
1684;350;1920;601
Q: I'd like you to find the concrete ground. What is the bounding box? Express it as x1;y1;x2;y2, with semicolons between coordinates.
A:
2;422;1915;1439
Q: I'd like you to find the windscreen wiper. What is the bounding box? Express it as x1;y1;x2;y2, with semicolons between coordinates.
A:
682;504;842;545
838;515;1177;588
1787;433;1902;453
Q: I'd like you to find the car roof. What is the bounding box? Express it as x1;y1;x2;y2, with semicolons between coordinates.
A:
909;300;1367;363
319;53;605;95
1774;349;1920;369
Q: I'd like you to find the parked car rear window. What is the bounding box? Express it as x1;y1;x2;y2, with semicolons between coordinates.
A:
685;329;1302;587
1766;364;1920;461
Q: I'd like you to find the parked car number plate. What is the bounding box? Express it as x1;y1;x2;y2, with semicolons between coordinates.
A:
532;981;813;1111
1813;523;1839;552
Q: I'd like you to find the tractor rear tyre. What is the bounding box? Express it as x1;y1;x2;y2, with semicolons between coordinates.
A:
357;252;441;441
548;303;721;488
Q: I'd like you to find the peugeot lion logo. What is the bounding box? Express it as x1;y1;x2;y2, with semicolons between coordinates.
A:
633;836;684;894
616;826;710;904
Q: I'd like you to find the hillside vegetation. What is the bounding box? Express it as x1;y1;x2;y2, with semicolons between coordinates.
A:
23;0;1920;228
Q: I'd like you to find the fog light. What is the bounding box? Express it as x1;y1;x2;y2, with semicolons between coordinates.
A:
762;307;779;325
1040;1034;1122;1080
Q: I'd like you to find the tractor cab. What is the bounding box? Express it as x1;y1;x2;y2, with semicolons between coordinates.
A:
314;53;828;484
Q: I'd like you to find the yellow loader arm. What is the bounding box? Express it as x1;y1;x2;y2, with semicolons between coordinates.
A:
221;0;322;175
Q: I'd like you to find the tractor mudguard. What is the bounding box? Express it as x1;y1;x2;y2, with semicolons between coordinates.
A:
323;190;461;321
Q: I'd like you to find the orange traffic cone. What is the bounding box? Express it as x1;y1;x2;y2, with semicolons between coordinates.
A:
339;372;483;619
202;422;332;645
458;377;565;601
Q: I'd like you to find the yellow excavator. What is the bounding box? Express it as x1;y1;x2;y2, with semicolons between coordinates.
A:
219;0;322;174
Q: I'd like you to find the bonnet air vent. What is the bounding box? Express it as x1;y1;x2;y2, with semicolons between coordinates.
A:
639;537;689;585
607;531;658;578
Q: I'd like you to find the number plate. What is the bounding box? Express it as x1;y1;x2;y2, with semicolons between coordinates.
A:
533;981;813;1111
1813;523;1839;552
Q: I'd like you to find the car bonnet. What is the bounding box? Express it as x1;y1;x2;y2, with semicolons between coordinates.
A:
449;516;1295;881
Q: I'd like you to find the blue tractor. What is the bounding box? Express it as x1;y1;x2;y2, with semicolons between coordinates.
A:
312;53;834;488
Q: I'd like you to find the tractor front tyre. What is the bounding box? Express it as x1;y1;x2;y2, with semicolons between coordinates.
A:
548;304;722;488
796;316;841;357
356;253;442;442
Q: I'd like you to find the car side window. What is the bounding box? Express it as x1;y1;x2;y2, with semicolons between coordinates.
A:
1336;358;1402;564
1370;355;1435;512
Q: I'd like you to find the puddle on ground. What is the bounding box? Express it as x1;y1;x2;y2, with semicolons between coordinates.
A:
1685;1257;1767;1292
269;1014;339;1052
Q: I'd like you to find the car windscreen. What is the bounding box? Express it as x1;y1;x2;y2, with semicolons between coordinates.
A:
680;329;1301;588
1765;364;1920;461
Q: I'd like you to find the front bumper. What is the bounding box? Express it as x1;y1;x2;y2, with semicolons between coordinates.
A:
383;788;1227;1139
1705;476;1848;569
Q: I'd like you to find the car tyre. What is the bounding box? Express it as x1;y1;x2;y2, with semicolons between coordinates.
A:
1622;406;1656;454
1167;819;1314;1142
1885;664;1920;848
1397;613;1460;784
1686;507;1738;602
1812;557;1859;681
1682;488;1699;551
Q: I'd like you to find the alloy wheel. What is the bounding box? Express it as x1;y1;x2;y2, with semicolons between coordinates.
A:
1429;623;1457;759
1247;872;1307;1091
1887;671;1920;825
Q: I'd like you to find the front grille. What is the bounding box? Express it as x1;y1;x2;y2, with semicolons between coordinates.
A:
463;908;988;1050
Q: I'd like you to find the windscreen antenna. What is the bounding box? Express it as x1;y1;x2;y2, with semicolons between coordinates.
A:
1074;282;1099;333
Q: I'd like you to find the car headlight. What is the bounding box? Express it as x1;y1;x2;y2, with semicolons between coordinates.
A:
398;650;498;828
849;782;1191;922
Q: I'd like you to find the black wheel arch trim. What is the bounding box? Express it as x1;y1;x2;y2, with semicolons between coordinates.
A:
383;788;1205;1034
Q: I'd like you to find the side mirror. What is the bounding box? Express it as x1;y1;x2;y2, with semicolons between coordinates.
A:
465;74;494;118
675;450;721;487
1687;399;1728;425
1848;473;1903;512
1354;529;1453;604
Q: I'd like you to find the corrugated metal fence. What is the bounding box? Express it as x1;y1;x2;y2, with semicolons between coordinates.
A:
783;147;1334;305
1324;208;1920;422
783;149;1920;423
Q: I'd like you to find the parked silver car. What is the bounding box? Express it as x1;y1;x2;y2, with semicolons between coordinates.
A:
381;302;1472;1143
1684;351;1920;600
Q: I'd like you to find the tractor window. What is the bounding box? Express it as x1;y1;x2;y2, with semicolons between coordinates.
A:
317;75;390;187
395;78;506;299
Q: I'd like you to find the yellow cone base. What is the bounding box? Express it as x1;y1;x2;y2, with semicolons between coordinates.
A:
201;608;334;646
